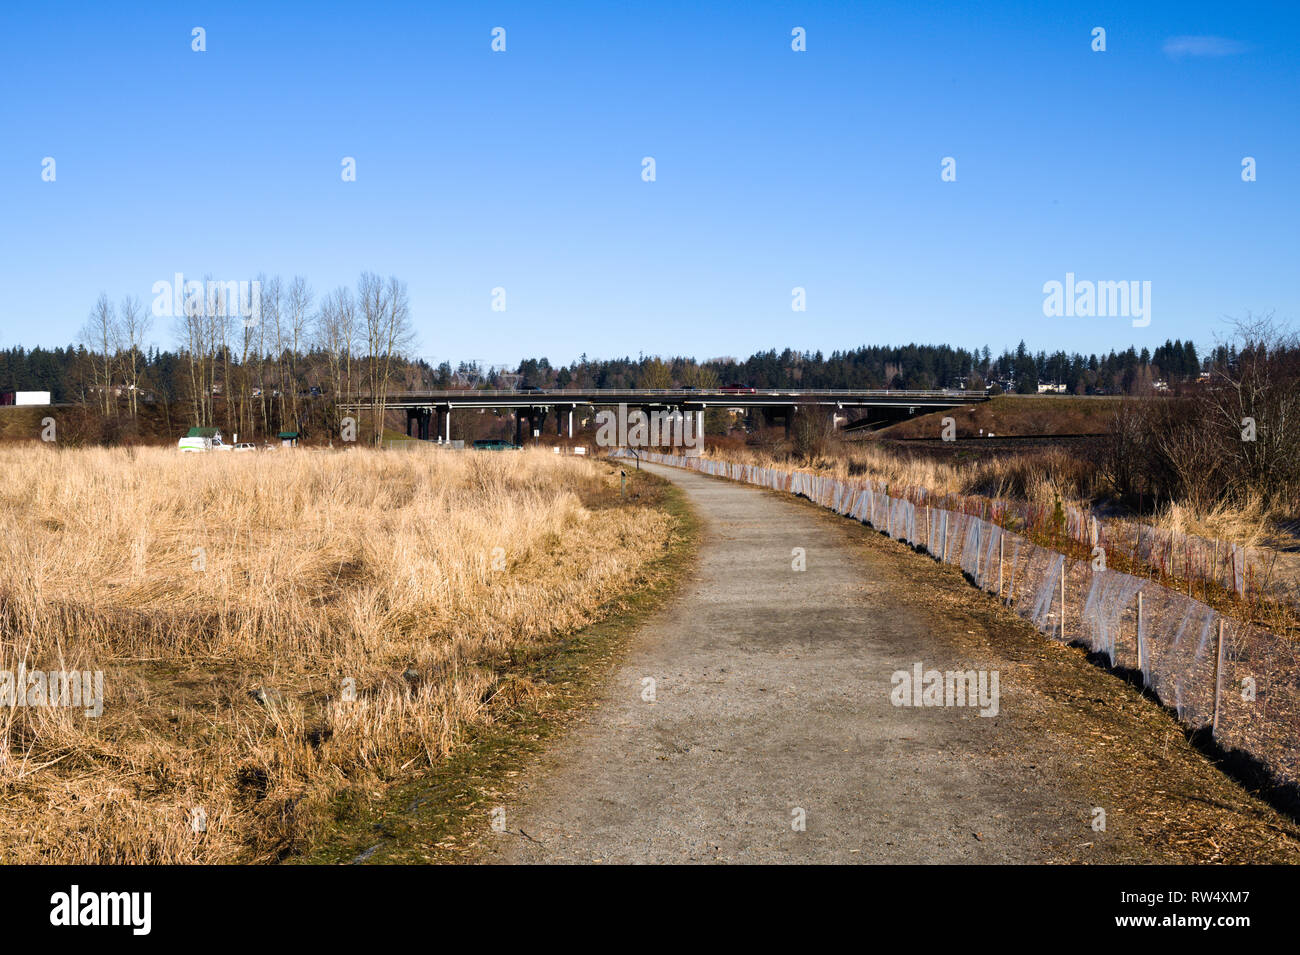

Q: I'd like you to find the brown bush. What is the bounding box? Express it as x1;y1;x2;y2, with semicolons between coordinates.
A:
1101;317;1300;518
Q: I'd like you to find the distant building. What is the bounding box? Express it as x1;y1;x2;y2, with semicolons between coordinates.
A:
1036;382;1068;394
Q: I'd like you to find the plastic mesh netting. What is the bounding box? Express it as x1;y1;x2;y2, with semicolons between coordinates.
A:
618;450;1300;789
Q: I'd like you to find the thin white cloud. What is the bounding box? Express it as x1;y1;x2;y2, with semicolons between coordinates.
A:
1163;35;1247;58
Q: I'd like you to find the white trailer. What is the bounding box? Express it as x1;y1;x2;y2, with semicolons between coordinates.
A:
178;428;233;452
14;391;51;406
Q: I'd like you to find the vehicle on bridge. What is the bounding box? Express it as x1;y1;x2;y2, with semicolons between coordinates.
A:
720;383;757;394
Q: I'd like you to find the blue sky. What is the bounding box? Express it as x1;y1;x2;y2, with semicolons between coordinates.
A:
1;0;1295;366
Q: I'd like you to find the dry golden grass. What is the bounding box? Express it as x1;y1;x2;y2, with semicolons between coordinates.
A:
1155;497;1270;548
712;436;1287;546
702;437;1300;626
711;440;1094;512
0;445;674;862
878;395;1120;439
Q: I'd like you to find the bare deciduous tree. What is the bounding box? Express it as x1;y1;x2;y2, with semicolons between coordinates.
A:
81;293;116;417
285;276;313;433
315;285;360;437
360;272;414;444
115;295;151;420
262;276;286;433
790;400;834;462
1103;314;1300;515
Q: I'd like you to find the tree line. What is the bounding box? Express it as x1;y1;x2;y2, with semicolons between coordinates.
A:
465;339;1208;395
0;273;416;444
2;331;1215;427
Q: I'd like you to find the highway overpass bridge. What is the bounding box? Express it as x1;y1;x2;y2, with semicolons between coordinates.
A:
340;388;988;443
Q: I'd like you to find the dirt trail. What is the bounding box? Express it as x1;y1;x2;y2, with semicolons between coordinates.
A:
474;462;1300;864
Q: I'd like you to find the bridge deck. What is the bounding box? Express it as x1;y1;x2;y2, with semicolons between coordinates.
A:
341;388;988;410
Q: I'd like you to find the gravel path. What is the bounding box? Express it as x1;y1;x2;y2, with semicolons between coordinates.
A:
474;462;1300;864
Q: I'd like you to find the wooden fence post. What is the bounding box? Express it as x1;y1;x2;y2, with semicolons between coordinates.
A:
1136;591;1144;679
998;533;1004;599
1059;559;1066;641
1213;618;1226;738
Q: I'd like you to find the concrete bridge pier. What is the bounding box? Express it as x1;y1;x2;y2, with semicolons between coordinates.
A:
758;405;796;437
406;407;436;440
514;407;549;444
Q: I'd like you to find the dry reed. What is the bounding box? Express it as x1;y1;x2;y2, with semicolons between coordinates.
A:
0;445;673;862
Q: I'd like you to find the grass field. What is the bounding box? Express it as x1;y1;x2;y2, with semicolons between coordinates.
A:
732;394;1284;549
0;445;677;862
876;394;1121;440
